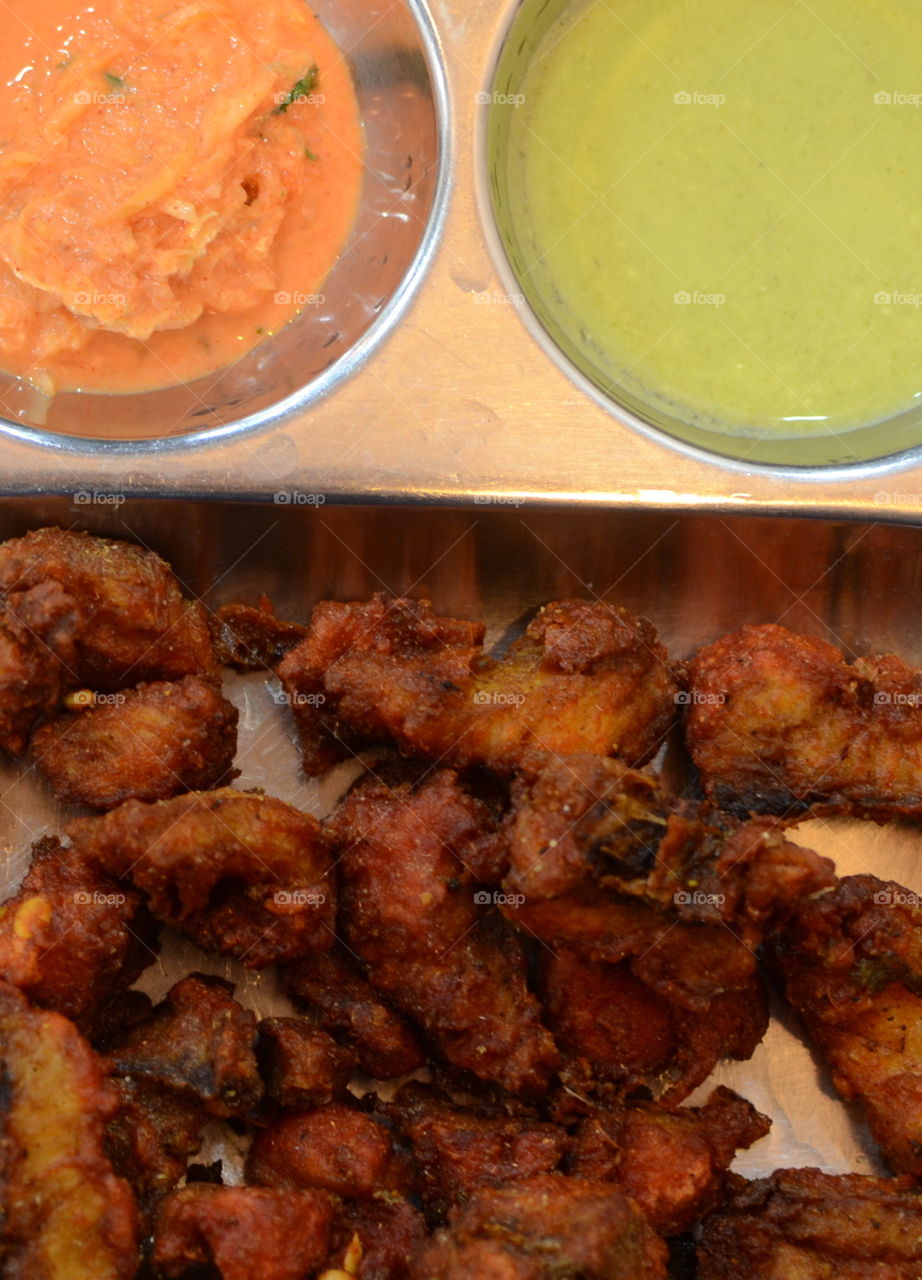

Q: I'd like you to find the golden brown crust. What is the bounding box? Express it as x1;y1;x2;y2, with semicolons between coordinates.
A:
31;674;239;809
67;788;335;967
0;582;79;755
256;1017;357;1109
0;981;139;1279
687;622;922;817
211;599;307;670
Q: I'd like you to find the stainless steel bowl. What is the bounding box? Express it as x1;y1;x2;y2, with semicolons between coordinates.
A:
485;0;922;472
0;0;451;445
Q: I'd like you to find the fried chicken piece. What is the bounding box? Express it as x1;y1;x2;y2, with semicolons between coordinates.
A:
772;875;922;1175
0;835;157;1030
283;947;426;1080
211;599;307;670
0;581;79;755
325;1197;428;1280
31;674;239;810
106;974;262;1119
327;769;560;1096
540;947;767;1105
698;1168;922;1279
504;754;835;945
278;594;679;776
387;1083;566;1221
0;527;214;689
153;1185;334;1280
567;1088;771;1236
256;1018;357;1109
105;1078;206;1235
67;788;335;967
409;1174;668;1279
687;622;922;816
0;980;139;1278
246;1103;413;1199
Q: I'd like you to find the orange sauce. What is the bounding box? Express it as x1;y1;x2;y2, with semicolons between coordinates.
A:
0;0;363;394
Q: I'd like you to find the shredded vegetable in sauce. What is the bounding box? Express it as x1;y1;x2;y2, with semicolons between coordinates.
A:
0;0;364;394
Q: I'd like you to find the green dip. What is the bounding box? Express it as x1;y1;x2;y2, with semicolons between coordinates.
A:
505;0;922;438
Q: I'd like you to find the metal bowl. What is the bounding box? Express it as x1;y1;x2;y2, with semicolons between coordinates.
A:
0;0;450;446
484;0;922;472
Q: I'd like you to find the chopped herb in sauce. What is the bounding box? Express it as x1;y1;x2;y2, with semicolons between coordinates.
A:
273;65;318;114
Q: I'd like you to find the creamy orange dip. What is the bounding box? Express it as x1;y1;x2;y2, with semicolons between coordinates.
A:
0;0;363;394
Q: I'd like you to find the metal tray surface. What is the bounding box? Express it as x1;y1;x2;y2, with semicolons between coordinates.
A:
3;4;922;513
2;497;922;1182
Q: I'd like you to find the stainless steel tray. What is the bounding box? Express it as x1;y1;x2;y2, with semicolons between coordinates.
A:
3;2;922;515
2;497;921;1181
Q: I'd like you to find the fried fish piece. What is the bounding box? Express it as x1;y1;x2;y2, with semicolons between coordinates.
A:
278;594;679;776
31;674;239;809
698;1167;922;1279
0;980;139;1278
0;835;156;1030
256;1018;357;1109
327;769;560;1096
687;622;922;817
566;1087;771;1236
772;874;922;1175
0;581;79;755
246;1103;413;1199
0;527;214;689
408;1174;668;1280
67;788;335;967
211;598;307;671
283;947;427;1080
153;1185;334;1280
105;973;262;1119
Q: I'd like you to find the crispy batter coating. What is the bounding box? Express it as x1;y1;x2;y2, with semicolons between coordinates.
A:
67;788;335;967
772;875;922;1175
104;1078;206;1235
283;947;426;1080
388;1083;566;1221
540;947;767;1106
504;753;835;945
326;1197;428;1280
106;974;262;1119
257;1018;357;1109
246;1103;413;1199
153;1185;334;1280
567;1087;771;1236
211;599;307;670
687;622;922;816
327;770;560;1096
0;980;139;1278
0;582;79;755
31;675;239;810
0;835;156;1029
409;1174;668;1279
0;527;214;689
278;594;679;776
283;952;427;1080
698;1168;922;1279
